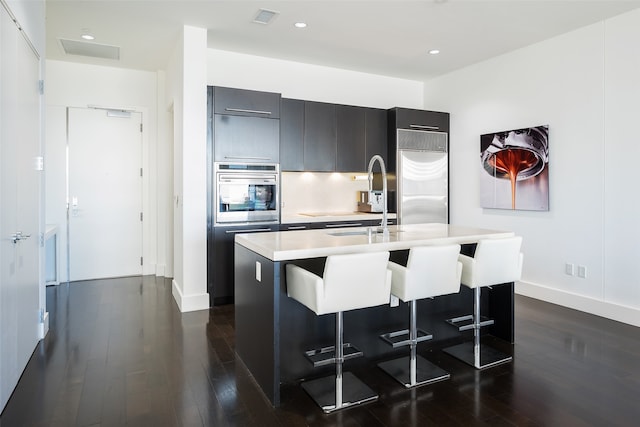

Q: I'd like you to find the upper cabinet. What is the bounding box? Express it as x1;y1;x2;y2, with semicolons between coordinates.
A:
336;105;365;172
303;101;337;172
280;98;305;171
390;107;449;133
280;99;388;172
365;108;388;164
211;86;281;163
213;86;280;119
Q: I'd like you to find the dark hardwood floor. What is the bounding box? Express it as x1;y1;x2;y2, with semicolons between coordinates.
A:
1;276;639;426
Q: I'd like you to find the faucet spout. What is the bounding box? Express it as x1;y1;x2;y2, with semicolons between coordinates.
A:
367;155;388;233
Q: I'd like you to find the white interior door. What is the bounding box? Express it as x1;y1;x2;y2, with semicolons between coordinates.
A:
67;107;142;281
0;6;41;410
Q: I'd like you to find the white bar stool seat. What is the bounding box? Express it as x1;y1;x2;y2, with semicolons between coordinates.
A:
378;244;462;388
444;236;523;369
286;251;392;413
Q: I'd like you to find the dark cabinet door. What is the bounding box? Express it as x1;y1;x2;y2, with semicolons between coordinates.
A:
365;107;388;165
303;101;336;171
213;114;280;163
211;225;277;306
395;108;449;133
280;99;304;171
336;105;366;172
213;86;280;118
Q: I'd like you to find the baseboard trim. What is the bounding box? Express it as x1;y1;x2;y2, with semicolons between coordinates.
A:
156;264;166;277
39;312;49;340
516;281;640;328
171;279;209;313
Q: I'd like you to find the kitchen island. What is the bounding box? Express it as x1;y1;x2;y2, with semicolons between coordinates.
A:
234;223;515;406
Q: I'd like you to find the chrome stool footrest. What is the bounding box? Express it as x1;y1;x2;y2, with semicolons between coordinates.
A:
378;355;450;388
304;343;363;368
446;314;494;331
301;372;378;413
443;341;512;370
380;328;433;348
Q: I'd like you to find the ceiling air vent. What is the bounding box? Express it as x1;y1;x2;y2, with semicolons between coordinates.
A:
59;39;120;60
253;8;278;25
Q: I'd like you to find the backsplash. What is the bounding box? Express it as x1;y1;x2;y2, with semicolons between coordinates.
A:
281;172;369;215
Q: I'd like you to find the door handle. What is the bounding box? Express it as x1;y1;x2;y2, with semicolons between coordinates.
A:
11;231;31;244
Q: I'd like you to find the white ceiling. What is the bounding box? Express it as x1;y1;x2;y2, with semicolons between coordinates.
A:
46;0;640;81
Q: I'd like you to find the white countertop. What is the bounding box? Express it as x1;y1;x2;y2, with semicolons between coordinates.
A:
235;223;514;261
281;212;396;224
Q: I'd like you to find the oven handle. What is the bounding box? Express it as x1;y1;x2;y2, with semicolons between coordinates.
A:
225;228;272;234
224;156;272;161
217;174;278;181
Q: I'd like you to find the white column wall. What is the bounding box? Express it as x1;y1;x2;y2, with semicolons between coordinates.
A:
423;11;640;326
169;26;209;312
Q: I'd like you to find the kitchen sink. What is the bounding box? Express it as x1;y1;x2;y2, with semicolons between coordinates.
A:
328;229;401;237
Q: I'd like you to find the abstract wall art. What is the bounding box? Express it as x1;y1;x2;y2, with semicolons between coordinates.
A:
480;125;549;211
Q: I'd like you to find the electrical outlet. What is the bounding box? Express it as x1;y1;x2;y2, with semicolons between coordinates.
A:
565;263;575;276
577;265;587;278
255;261;262;282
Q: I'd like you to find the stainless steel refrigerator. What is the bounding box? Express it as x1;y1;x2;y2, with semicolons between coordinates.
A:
395;129;448;224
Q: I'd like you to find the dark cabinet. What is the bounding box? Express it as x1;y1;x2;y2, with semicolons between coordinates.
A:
210;224;278;306
336;105;365;172
391;107;449;133
280;99;387;172
213;114;279;163
303;101;336;172
280;99;305;171
211;86;281;164
365;108;388;164
213;86;280;119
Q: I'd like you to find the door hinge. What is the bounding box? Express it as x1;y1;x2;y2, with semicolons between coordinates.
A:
140;167;143;177
140;257;143;266
39;308;45;323
38;80;44;95
140;123;143;132
140;212;143;221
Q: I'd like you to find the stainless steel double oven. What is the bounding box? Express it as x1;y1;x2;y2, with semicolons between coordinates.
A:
213;162;279;225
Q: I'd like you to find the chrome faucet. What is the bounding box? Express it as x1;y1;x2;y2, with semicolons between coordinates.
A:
367;154;388;235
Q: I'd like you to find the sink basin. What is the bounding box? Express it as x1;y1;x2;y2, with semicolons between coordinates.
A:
328;230;370;237
328;229;401;237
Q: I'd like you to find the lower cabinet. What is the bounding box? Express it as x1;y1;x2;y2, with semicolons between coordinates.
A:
209;219;397;306
210;224;278;306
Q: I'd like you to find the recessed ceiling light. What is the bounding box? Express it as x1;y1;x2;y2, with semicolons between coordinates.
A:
294;22;307;28
80;28;94;40
428;49;440;55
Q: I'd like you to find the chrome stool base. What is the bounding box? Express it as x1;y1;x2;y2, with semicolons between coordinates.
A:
443;341;512;370
301;372;378;413
378;355;450;388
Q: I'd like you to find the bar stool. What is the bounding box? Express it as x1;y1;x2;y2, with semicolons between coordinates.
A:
378;244;462;388
444;236;523;369
286;251;392;413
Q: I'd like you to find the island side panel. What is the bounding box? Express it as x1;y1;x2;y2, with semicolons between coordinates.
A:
487;282;515;343
234;243;280;406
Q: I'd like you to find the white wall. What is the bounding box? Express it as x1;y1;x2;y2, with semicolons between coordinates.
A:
423;10;640;326
45;60;162;280
207;49;423;108
168;26;209;312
